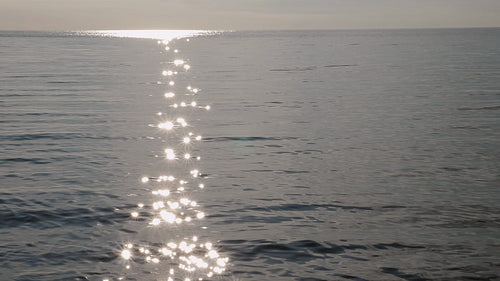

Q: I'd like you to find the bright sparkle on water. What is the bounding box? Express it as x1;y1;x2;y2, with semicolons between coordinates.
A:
162;70;174;76
165;148;176;160
158;121;174;130
108;31;228;281
174;59;185;66
121;249;131;260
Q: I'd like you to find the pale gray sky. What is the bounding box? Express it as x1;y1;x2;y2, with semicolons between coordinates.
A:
1;0;499;30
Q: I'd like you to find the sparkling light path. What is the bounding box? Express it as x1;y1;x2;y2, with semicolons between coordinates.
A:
93;30;229;281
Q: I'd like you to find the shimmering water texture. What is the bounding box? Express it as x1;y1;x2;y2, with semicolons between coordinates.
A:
0;29;499;281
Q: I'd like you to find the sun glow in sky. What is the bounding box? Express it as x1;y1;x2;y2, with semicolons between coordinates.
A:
0;0;499;30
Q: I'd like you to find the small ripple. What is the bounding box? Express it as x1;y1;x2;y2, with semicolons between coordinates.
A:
0;207;129;229
380;267;430;281
324;64;358;68
269;66;317;72
0;133;127;141
203;136;298;142
458;105;500;111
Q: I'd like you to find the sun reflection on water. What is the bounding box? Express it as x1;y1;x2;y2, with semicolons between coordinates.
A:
83;30;216;41
97;30;229;280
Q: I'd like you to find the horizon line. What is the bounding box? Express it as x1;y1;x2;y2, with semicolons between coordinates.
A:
1;26;499;33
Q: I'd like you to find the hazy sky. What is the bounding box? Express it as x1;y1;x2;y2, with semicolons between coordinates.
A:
1;0;499;30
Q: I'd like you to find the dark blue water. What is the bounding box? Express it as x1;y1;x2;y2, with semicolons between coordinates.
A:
0;29;499;281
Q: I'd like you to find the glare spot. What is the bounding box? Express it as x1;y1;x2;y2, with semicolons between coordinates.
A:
207;249;219;259
176;118;188;127
179;241;195;253
165;46;170;51
165;92;175;98
192;88;199;93
181;102;187;107
169;81;175;86
191;101;197;107
159;121;174;130
153;201;165;209
161;247;172;256
160;210;177;223
141;177;149;183
217;258;227;267
174;59;184;66
168;201;180;209
162;70;174;76
151;218;161;225
184;153;191;159
184;64;191;70
121;249;131;260
205;105;211;110
158;189;170;196
199;183;204;189
174;49;179;53
131;211;139;218
138;203;144;208
196;212;205;219
183;137;191;144
195;135;202;141
165;148;176;160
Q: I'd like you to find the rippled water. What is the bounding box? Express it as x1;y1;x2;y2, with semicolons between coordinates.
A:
1;29;499;281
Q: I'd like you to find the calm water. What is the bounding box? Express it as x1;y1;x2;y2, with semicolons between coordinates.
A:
0;29;499;281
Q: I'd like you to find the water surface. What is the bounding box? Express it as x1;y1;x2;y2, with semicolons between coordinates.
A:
0;29;499;280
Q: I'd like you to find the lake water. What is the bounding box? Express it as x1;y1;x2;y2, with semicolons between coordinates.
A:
0;29;499;281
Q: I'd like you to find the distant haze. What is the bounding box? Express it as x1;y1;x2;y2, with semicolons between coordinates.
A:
1;0;499;30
